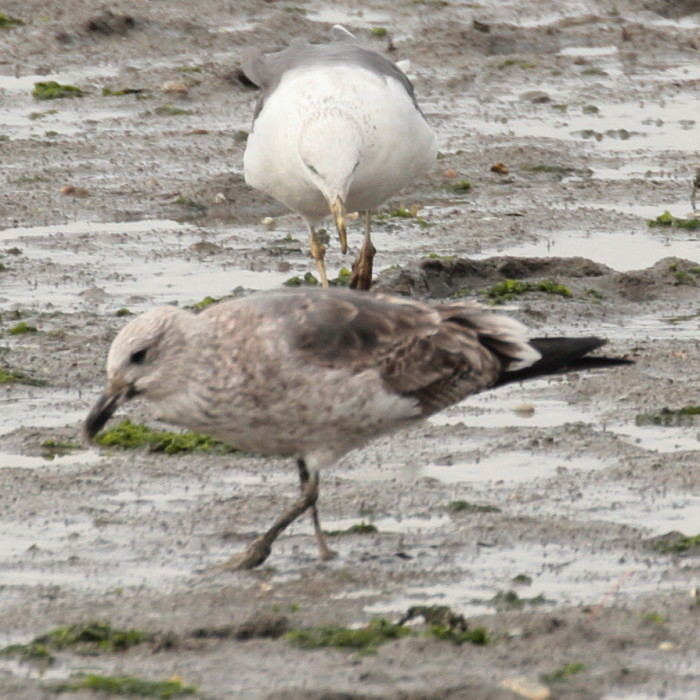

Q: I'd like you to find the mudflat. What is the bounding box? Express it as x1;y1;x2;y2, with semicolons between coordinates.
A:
1;1;699;698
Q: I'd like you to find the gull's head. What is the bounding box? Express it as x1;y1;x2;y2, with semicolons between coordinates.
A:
298;109;363;254
84;305;194;441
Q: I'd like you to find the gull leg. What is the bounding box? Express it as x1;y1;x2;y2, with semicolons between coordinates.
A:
297;458;337;562
307;226;329;287
221;465;321;571
349;211;376;290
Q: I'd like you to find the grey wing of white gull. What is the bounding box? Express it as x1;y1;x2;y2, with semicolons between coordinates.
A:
238;288;533;418
241;27;424;122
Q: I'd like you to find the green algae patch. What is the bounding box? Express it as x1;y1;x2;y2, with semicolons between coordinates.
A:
488;589;548;610
103;87;146;97
426;624;488;645
648;211;700;230
173;196;205;212
498;59;537;70
284;617;410;654
0;640;52;662
1;621;152;664
375;209;430;227
285;609;489;654
541;661;586;683
445;500;501;515
390;207;415;218
668;261;700;286
523;164;578;178
482;278;572;304
29;109;58;121
0;366;46;386
41;439;85;457
11;173;48;183
370;26;388;37
399;606;489;646
645;532;700;556
153;104;190;117
447;179;472;193
51;674;196;698
0;367;23;384
232;129;249;144
33;81;84;100
330;267;352;287
95;419;235;454
9;321;38;334
284;272;319;287
325;522;378;536
426;252;457;261
635;405;700;428
191;295;219;309
0;12;24;28
641;611;666;625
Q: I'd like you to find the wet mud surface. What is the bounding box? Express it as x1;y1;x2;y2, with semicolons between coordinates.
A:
1;1;699;698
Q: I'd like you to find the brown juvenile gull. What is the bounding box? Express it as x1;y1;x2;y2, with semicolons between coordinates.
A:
84;288;630;570
242;25;438;290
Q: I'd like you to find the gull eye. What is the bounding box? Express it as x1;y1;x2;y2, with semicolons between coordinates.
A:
129;348;148;365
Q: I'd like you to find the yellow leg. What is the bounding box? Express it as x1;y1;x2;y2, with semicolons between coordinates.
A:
349;211;375;290
308;226;329;287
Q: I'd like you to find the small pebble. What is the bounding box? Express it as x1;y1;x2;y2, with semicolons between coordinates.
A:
501;676;551;699
514;402;535;417
60;185;89;197
161;80;188;94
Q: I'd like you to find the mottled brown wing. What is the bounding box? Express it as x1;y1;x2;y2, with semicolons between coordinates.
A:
277;289;506;417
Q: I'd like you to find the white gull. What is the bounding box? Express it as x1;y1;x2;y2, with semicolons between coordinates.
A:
242;25;438;289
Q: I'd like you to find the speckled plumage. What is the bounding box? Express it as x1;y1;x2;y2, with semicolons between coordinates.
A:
85;288;629;569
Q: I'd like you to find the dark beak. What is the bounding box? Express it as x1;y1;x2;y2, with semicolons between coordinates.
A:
83;390;128;443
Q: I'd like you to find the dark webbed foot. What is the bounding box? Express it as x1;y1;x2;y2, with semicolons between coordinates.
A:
349;211;375;290
219;536;273;571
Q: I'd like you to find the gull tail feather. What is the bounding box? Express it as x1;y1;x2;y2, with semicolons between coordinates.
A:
493;337;632;387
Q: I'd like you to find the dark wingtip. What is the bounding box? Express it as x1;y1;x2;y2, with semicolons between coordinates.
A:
495;336;632;387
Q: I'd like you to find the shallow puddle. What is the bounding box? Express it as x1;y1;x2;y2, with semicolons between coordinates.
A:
0;450;98;471
597;313;700;341
0;219;291;312
478;227;699;272
421;450;610;485
536;483;700;535
0;389;86;436
0;657;74;682
319;513;451;534
431;378;595;428
610;422;699;453
366;541;689;618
